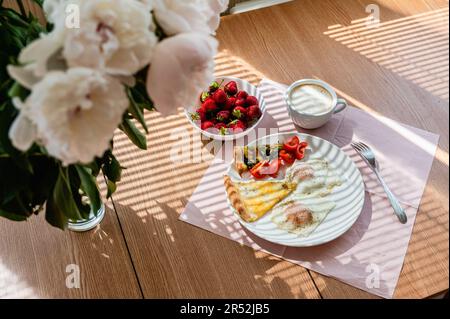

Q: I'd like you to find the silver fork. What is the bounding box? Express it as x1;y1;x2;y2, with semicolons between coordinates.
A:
351;141;408;224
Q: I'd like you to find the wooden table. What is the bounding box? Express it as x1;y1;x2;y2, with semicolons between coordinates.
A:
1;0;448;299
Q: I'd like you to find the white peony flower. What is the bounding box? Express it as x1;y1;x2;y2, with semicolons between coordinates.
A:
206;0;229;32
135;0;154;10
8;99;37;152
43;0;154;23
146;33;218;115
43;0;71;24
9;68;129;165
154;0;229;36
7;24;66;89
63;0;157;75
8;0;157;88
8;0;76;88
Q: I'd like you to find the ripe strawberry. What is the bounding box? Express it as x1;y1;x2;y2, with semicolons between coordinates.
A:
237;91;248;100
235;98;247;108
247;105;262;120
202;99;217;112
232;106;247;120
212;89;227;105
216;110;230;122
196;108;207;121
228;120;247;132
224;81;238;96
224;97;236;110
201;121;215;130
245;96;258;107
215;122;227;130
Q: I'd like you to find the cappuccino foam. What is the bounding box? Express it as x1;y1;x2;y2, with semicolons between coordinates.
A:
290;84;333;115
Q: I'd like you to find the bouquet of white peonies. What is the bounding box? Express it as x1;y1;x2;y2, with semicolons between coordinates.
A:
0;0;228;229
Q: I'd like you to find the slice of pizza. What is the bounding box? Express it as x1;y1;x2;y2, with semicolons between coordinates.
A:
224;175;297;222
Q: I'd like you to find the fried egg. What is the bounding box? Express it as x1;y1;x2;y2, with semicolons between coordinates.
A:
271;197;336;237
270;159;343;236
286;159;342;197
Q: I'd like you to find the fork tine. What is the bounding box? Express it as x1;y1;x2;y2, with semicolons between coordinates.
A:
351;142;364;152
353;141;365;150
354;142;370;153
357;141;370;152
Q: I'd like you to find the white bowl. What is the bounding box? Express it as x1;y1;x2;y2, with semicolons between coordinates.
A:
184;76;266;141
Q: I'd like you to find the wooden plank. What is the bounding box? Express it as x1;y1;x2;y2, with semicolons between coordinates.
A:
0;201;142;298
310;272;380;299
215;0;448;298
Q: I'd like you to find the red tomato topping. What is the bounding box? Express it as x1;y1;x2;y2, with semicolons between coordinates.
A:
250;161;266;179
283;136;300;153
279;150;295;165
266;158;282;177
295;141;308;160
250;158;282;179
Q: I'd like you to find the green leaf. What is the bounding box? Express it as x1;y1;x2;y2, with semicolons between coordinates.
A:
119;118;147;150
200;92;210;103
8;82;28;99
67;165;92;220
70;186;91;220
106;180;117;199
209;81;220;90
86;160;100;177
52;167;83;221
28;155;58;206
45;166;78;230
190;112;200;121
45;195;67;230
128;78;154;111
0;102;19;156
0;208;28;221
0;79;13;96
232;109;242;119
14;154;34;174
219;127;228;136
127;88;148;133
101;151;122;199
75;165;102;214
137;101;153;112
103;152;122;182
0;157;31;204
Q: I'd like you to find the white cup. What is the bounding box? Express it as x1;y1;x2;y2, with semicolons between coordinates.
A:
285;79;347;129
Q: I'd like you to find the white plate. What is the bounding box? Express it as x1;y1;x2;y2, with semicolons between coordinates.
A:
226;133;365;247
184;76;266;141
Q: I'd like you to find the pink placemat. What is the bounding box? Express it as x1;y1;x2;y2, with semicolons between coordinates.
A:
179;79;440;298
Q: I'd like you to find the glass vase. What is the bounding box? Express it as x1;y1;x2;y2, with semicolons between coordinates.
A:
67;203;105;232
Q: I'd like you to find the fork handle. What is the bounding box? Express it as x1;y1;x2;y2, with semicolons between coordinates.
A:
374;170;408;224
